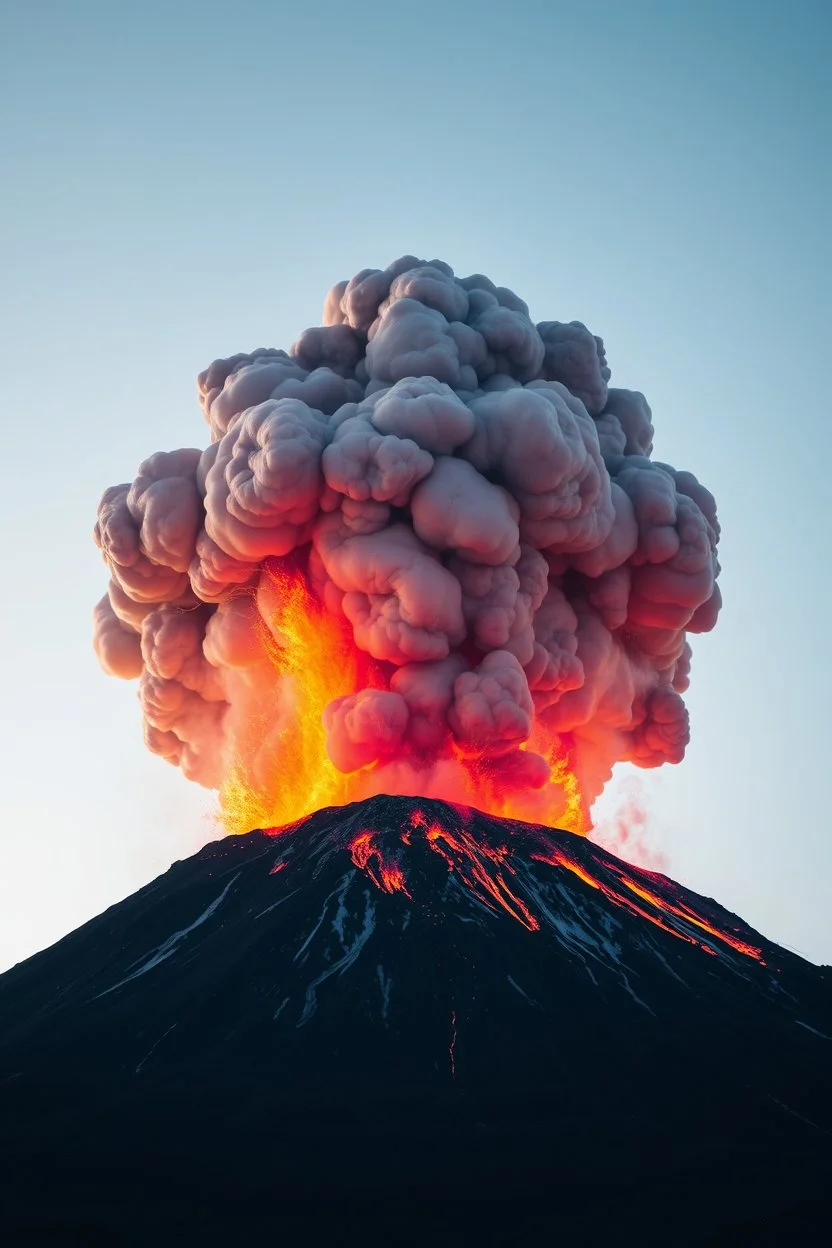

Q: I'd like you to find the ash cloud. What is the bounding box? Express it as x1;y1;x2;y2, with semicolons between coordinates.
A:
93;256;721;825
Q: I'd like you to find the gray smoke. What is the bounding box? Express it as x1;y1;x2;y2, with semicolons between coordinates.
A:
93;255;721;825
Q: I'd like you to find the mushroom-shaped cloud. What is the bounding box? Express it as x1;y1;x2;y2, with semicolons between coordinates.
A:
92;254;723;829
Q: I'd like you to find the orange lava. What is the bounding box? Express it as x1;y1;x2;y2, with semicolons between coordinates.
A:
267;806;764;968
449;1010;457;1080
349;830;411;897
424;818;541;932
219;567;372;835
537;848;702;947
536;848;764;963
218;566;592;837
619;875;764;960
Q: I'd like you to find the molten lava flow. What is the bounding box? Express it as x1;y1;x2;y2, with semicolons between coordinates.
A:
618;875;764;960
536;848;764;962
219;565;593;837
449;1010;457;1080
349;830;411;896
332;805;765;964
347;806;544;932
538;848;702;947
424;819;540;932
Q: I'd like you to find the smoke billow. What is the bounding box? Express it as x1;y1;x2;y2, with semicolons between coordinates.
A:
93;256;721;831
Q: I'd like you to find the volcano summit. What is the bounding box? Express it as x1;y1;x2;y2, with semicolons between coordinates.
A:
1;796;830;1241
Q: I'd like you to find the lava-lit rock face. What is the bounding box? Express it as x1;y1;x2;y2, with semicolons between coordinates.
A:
1;796;831;1241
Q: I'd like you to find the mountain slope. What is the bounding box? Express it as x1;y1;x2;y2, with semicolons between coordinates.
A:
1;795;830;1243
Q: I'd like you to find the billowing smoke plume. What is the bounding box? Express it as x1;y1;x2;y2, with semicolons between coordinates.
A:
93;256;721;832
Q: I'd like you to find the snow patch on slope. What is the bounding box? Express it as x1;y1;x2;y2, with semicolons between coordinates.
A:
95;872;242;998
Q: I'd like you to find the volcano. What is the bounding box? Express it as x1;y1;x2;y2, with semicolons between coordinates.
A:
1;795;831;1243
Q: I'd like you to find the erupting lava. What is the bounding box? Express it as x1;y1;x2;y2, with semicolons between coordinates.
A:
219;566;368;834
334;803;764;963
220;562;591;835
92;255;723;841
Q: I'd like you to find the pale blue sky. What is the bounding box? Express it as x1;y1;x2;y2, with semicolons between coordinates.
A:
1;0;830;969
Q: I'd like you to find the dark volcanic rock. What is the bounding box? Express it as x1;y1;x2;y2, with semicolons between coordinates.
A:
1;795;830;1243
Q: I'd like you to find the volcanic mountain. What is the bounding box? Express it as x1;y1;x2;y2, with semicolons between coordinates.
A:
1;796;831;1243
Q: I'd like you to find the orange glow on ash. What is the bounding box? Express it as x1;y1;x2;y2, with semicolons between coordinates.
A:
218;566;592;837
219;567;371;835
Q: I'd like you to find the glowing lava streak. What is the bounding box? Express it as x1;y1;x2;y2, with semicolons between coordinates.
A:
349;830;411;896
538;848;764;962
449;1011;457;1080
345;811;762;963
269;805;764;967
619;876;764;961
425;820;540;932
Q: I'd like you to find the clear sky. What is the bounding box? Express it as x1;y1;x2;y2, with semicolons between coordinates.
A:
1;0;830;970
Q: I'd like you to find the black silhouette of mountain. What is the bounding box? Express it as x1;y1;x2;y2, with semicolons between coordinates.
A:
1;794;830;1244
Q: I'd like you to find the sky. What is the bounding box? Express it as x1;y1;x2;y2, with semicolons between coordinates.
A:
1;0;830;970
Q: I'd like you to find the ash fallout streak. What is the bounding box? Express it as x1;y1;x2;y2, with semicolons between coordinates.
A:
92;256;721;834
